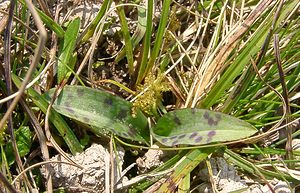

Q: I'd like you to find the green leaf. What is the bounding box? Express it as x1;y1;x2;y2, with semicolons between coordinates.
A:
81;0;113;42
151;109;257;146
36;8;65;38
114;6;147;63
45;86;149;144
135;0;153;85
57;17;80;83
4;126;32;166
142;0;171;82
12;74;83;154
158;148;216;192
115;4;134;75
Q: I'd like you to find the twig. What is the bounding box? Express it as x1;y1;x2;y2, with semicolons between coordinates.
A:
0;0;47;190
274;34;293;166
0;172;18;193
12;160;83;185
36;0;52;17
3;0;32;190
20;98;52;193
0;0;47;134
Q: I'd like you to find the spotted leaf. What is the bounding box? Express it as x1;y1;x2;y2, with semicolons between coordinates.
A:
44;86;149;144
151;108;257;146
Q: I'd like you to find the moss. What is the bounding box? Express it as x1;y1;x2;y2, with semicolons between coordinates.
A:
133;72;169;116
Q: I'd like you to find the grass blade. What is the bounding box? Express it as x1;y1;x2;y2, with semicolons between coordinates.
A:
137;0;171;83
200;0;299;108
115;4;134;75
135;0;153;85
80;0;112;42
57;17;80;83
158;148;216;192
19;0;64;38
114;6;147;63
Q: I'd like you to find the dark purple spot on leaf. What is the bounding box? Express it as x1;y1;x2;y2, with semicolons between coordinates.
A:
178;134;186;139
189;132;198;139
208;117;216;126
162;138;169;143
170;136;177;140
191;108;196;114
204;112;219;126
76;88;84;96
104;97;113;106
173;115;181;125
210;114;221;125
195;136;203;143
128;127;137;136
204;112;209;119
117;109;128;120
172;140;179;146
65;107;75;114
206;130;216;143
122;132;129;137
208;130;216;137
